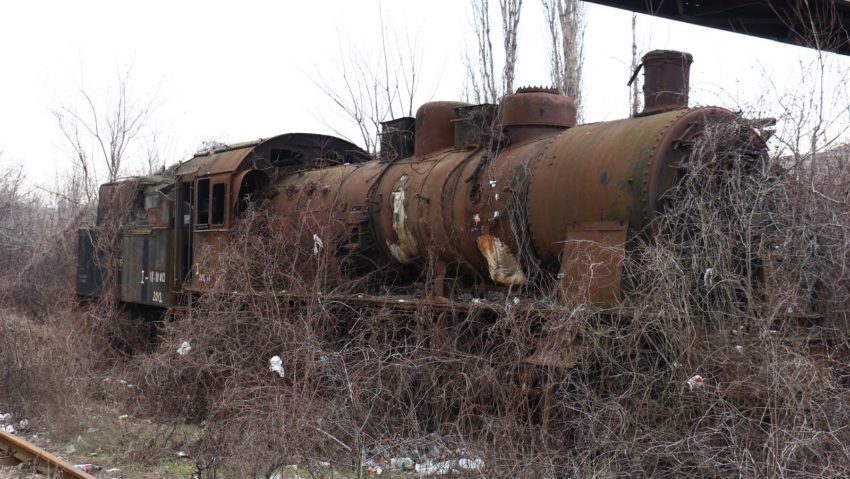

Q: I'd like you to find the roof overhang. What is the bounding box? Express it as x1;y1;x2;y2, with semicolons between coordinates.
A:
584;0;850;56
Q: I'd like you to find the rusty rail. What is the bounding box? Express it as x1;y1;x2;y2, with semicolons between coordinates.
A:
0;428;96;479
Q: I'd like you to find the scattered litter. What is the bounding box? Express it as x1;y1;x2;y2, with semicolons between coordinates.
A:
74;464;101;473
471;298;482;304
3;425;14;434
735;345;744;353
686;374;704;391
416;460;452;475
391;457;415;470
0;413;11;423
269;356;285;377
491;210;500;220
313;234;324;255
494;193;499;201
457;457;485;470
177;341;192;356
176;450;189;458
473;213;481;224
557;272;565;279
119;414;129;420
318;461;331;467
106;468;121;473
512;297;520;306
398;299;406;303
488;179;497;188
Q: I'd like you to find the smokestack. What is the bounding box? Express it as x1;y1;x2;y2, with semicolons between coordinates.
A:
639;50;693;115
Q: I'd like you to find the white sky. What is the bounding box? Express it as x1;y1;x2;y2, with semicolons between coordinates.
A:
1;0;848;187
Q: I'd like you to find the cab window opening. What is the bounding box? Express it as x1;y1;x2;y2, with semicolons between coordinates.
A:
196;179;210;225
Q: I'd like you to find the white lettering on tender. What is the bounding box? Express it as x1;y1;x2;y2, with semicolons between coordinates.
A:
149;271;166;283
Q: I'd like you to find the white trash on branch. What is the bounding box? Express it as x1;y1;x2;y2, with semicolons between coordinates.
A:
269;355;285;377
457;457;485;470
703;267;717;288
415;457;485;476
313;234;324;255
176;341;192;356
686;374;704;390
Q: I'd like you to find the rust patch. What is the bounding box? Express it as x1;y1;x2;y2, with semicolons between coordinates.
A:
559;221;628;306
476;234;527;286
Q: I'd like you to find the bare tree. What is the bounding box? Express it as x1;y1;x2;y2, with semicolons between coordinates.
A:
465;0;523;103
629;12;641;116
500;0;523;95
542;0;585;118
54;68;152;189
313;8;422;155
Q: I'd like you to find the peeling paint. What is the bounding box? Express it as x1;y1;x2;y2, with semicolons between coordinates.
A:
387;176;419;263
476;235;527;286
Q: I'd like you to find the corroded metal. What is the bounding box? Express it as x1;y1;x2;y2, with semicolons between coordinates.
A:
640;50;693;115
79;51;759;308
414;101;469;156
501;87;576;143
0;428;97;479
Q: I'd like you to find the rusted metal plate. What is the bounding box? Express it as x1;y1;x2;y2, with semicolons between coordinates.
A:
524;342;577;369
176;133;369;178
119;227;171;307
558;220;628;306
527;107;736;264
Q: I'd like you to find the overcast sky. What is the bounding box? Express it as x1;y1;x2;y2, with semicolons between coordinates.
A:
1;0;848;187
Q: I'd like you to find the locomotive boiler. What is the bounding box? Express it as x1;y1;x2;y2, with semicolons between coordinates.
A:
76;50;763;309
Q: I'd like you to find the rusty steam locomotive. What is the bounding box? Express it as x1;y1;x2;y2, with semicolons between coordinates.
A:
76;50;763;310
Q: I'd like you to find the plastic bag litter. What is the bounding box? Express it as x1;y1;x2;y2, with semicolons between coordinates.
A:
177;341;192;356
703;267;717;287
0;413;11;423
457;457;485;470
686;374;704;390
313;234;324;255
269;356;285;377
415;461;453;475
391;457;415;470
3;424;14;434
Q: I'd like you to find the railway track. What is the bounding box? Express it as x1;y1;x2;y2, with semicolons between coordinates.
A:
0;428;95;479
